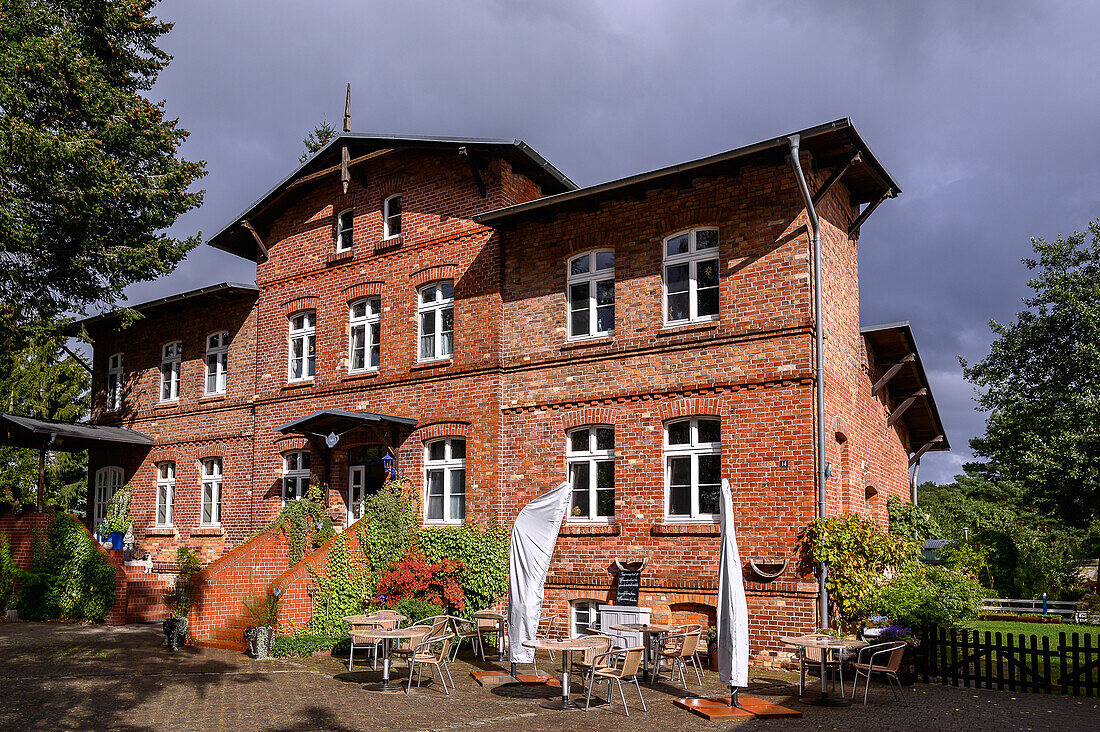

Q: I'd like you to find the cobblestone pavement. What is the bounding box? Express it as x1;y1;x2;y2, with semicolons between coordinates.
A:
1;623;1097;731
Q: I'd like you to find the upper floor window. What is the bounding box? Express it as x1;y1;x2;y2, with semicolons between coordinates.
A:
383;195;401;239
200;457;222;526
567;425;615;522
93;466;123;525
424;437;465;524
349;297;381;373
106;353;123;412
418;281;453;362
283;450;310;502
336;208;354;252
205;331;229;395
664;416;721;521
567;250;615;339
155;462;175;526
288;311;316;382
663;227;719;324
159;341;181;402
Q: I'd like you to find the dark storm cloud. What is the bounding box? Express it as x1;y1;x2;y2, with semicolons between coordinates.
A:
114;0;1100;483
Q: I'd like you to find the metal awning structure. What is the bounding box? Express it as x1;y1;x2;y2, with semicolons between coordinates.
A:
275;409;417;443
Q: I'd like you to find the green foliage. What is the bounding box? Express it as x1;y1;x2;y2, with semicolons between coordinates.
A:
873;563;984;628
358;478;418;577
418;524;509;612
308;531;367;636
887;496;941;541
962;220;1100;528
242;579;280;628
803;513;918;630
272;630;349;658
162;546;202;619
0;0;205;339
176;546;201;579
16;514;115;622
96;484;133;536
395;598;446;624
0;535;15;614
273;481;331;566
299;119;338;163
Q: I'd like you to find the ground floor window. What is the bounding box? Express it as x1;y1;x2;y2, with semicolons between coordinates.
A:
155;462;174;526
571;598;603;637
567;425;615;521
200;457;222;525
283;450;310;502
425;438;465;524
93;466;124;526
665;416;721;520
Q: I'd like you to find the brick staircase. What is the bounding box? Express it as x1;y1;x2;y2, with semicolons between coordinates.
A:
121;565;173;623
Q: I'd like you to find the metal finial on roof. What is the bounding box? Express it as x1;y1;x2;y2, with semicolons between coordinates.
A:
343;83;351;132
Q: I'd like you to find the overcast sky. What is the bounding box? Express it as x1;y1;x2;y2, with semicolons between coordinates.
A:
115;1;1100;484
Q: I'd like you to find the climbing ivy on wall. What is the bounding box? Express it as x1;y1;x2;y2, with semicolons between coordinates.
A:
308;529;368;636
418;524;509;612
16;514;116;623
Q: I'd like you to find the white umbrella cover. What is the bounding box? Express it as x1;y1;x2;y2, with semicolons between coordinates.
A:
507;481;572;664
717;478;750;688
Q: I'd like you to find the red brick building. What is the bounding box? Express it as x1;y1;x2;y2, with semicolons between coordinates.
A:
73;119;947;651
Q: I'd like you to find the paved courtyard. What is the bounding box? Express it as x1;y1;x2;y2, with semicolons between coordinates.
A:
0;623;1096;731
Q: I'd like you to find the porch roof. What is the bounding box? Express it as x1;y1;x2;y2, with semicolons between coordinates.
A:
0;413;155;452
275;409;417;442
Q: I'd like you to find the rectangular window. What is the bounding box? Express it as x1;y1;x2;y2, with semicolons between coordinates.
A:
200;457;222;526
282;451;310;502
205;332;229;395
418;281;453;362
336;209;354;251
567;250;615;339
571;599;602;637
349;297;381;372
663;228;720;324
384;195;401;238
665;417;721;520
288;311;316;382
156;462;175;526
160;342;181;402
567;426;615;521
106;353;123;412
93;466;124;525
425;438;465;524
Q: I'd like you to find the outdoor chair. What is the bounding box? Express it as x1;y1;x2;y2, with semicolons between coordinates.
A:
406;633;457;695
573;631;615;691
448;616;484;661
343;615;385;671
390;618;449;668
584;647;648;716
652;629;703;688
799;644;850;697
850;641;908;706
475;614;506;658
366;609;403;629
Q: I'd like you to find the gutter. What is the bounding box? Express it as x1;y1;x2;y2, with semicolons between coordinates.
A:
787;134;830;629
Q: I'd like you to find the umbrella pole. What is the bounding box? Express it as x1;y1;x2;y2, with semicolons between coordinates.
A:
510;662;517;680
729;684;741;708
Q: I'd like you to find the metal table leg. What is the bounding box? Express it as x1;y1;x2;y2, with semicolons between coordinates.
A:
364;638;404;693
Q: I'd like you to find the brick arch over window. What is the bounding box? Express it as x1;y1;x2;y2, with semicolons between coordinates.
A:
561;406;618;432
343;281;384;302
669;601;717;630
561;230;616;256
662;206;728;232
410;264;458;288
373;175;408;199
273;435;309;453
414;421;469;442
281;295;319;316
658;397;721;422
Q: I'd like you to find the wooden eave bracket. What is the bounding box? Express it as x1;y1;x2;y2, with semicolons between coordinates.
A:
812;153;860;207
871;352;915;395
459;146;488;199
848;188;894;237
340;144;351;194
284;148;401;193
241;219;268;262
886;388;928;428
909;435;945;466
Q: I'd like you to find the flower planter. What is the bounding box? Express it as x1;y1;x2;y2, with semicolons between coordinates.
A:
163;616;188;651
109;532;124;550
245;626;274;659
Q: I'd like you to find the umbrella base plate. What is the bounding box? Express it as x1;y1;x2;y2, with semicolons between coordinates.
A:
674;696;803;719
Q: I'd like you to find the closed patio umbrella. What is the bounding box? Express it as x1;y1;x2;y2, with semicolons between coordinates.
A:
507;481;572;674
717;478;750;706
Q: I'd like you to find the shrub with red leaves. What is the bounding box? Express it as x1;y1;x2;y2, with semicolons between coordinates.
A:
374;552;467;612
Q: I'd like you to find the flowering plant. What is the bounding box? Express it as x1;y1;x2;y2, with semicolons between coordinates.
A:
863;615;891;630
879;623;920;647
373;551;467;611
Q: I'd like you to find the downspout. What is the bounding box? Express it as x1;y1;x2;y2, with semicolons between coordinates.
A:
787;135;829;629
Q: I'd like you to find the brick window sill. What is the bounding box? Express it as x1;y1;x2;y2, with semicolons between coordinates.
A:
190;527;224;537
326;249;354;266
341;370;380;383
650;522;720;536
282;380;315;391
410;359;452;371
374;234;403;253
153;401;179;410
144;526;177;537
560;334;615;351
561;522;621;536
199;394;226;404
656;319;721;337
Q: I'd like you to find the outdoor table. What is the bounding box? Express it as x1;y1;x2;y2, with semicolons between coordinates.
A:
608;622;675;682
781;635;867;707
522;637;607;710
472;610;506;661
357;626;430;693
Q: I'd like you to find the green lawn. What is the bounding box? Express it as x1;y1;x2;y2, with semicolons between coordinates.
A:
962;620;1100;649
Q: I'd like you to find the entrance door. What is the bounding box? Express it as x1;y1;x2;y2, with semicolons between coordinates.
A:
348;465;366;524
347;446;389;525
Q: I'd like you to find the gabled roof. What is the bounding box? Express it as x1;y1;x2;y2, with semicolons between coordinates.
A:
69;282;258;332
0;413;154;452
474;118;899;229
207;134;576;261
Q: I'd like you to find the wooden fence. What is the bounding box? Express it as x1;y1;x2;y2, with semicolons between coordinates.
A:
917;626;1100;697
981;597;1078;618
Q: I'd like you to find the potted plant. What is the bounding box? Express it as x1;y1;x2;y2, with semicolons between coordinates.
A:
242;582;280;659
97;485;133;550
878;623;921;685
162;547;200;651
861;615;890;641
705;625;719;671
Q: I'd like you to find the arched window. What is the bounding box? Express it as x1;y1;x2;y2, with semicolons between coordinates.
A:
566;425;615;522
662;227;719;324
93;466;124;524
283;450;310;502
570;598;603;637
336;208;354;251
418;281;453;362
348;297;381;373
160;341;181;402
425;437;465;524
205;331;229;395
664;416;721;520
383;194;402;239
566;249;614;339
106;353;123;412
200;457;222;526
155;462;175;526
288;310;316;382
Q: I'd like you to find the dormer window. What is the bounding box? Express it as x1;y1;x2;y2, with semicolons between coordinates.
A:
384;195;401;239
336;209;354;252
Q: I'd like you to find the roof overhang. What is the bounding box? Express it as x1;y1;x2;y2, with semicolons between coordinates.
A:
861;322;950;460
68;282;258;334
0;413;155;452
275;409;417;444
474;118;899;230
208;134;576;261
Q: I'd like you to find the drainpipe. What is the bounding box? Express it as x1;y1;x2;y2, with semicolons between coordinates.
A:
787;135;829;629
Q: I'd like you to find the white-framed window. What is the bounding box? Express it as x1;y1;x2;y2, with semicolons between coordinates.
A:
205;331;229;395
282;450;310;502
664;416;721;521
418;281;454;362
571;599;603;637
349;297;381;373
566;249;615;339
336;208;354;251
424;438;465;524
93;466;124;525
567;426;615;522
288;310;316;382
106;353;123;412
200;457;222;526
159;341;181;402
663;227;719;324
155;462;175;526
383;194;401;239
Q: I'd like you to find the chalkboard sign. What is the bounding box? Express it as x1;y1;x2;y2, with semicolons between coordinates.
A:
615;569;642;606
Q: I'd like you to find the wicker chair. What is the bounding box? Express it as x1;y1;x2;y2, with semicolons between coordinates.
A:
584;647;647;716
406;634;457;694
448;616;484;660
573;631;615;691
799;644;848;696
343;615;384;671
851;641;908;706
390;618;448;668
653;629;704;687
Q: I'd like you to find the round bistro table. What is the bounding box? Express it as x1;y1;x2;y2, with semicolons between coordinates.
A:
781;635;867;707
357;626;430;693
522;637;608;710
608;622;676;682
472;610;506;661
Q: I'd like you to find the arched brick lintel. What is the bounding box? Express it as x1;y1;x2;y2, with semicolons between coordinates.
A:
410;264;458;288
657;397;722;422
273;435;309;453
342;281;384;302
414;421;469;443
561;406;618;431
282;295;320;316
